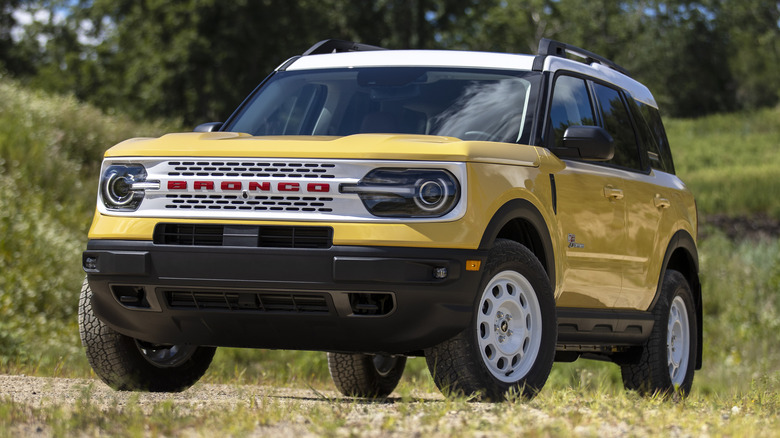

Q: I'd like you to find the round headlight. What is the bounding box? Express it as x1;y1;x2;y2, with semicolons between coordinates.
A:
105;173;134;206
100;164;148;211
415;178;449;211
341;168;460;217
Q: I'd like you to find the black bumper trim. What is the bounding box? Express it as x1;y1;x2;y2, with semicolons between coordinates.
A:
84;240;487;354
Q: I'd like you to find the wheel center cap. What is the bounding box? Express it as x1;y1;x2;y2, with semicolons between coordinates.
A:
500;320;509;333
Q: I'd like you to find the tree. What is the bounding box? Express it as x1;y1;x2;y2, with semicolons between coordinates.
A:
6;0;779;120
0;0;34;75
712;0;780;109
625;1;736;116
30;0;486;124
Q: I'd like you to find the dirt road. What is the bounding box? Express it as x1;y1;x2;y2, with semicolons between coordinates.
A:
3;374;537;437
3;373;744;437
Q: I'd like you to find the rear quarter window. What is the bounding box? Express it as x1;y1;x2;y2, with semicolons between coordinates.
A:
633;100;676;174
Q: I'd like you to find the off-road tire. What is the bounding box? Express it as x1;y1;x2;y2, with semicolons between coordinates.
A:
424;239;556;401
621;269;697;396
78;278;215;392
327;353;406;398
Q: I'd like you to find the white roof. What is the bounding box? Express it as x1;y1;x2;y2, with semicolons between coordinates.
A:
283;48;657;108
284;50;537;71
544;56;657;107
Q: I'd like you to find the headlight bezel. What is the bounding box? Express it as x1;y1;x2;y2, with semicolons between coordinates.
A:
340;168;461;218
100;164;153;211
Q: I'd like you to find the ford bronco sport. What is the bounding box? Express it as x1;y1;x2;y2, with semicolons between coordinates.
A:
79;38;702;400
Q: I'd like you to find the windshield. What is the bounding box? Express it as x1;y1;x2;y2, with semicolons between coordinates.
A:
225;67;540;144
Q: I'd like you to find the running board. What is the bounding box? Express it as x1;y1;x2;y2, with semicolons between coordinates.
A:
556;308;654;347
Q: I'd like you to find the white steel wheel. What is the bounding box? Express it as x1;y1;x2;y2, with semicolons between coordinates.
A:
424;239;556;401
667;296;691;386
477;270;542;382
620;269;698;396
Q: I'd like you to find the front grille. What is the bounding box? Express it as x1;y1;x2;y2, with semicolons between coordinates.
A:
165;290;331;313
162;194;334;212
165;160;336;178
153;224;333;248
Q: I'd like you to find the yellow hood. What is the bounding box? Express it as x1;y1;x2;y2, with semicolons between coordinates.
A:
104;132;541;167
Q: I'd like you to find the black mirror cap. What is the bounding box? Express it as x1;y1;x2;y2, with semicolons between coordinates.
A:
194;122;223;133
556;126;615;161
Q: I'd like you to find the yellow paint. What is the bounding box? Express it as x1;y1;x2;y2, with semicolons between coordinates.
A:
89;132;697;312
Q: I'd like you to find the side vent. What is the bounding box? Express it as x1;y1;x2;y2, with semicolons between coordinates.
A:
347;292;395;316
111;285;150;309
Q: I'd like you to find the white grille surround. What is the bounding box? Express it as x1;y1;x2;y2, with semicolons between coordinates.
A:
97;158;468;222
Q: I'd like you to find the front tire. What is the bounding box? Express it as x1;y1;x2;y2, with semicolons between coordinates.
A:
621;269;698;396
327;353;406;398
78;278;215;392
425;239;556;401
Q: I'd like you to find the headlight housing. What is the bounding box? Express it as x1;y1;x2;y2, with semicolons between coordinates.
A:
341;168;460;217
100;164;157;211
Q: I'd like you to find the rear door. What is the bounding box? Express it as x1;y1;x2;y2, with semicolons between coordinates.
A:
615;98;682;310
587;82;657;310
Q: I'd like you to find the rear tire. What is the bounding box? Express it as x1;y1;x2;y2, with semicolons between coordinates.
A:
78;278;215;392
327;352;406;398
621;269;697;396
424;239;556;401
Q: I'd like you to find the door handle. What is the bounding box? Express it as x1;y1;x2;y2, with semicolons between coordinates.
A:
654;195;671;209
603;186;624;200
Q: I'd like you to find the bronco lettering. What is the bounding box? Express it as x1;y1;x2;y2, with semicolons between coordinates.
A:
165;180;330;193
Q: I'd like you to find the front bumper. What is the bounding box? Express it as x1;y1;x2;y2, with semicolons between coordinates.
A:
83;240;486;354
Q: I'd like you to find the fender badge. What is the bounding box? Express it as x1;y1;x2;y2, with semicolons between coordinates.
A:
568;234;585;249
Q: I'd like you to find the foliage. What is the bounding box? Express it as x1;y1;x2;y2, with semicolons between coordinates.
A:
0;79;178;372
8;0;488;125
0;0;27;74
1;374;779;437
665;105;780;217
0;77;778;437
697;232;780;392
6;0;779;123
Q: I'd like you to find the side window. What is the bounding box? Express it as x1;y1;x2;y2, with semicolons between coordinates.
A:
593;83;643;171
627;98;673;173
639;103;676;174
549;76;595;148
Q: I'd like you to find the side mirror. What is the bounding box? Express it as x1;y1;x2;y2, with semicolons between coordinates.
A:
194;122;223;133
553;126;614;161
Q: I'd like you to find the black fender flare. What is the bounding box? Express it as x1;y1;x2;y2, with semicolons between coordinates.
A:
652;229;702;369
478;199;556;286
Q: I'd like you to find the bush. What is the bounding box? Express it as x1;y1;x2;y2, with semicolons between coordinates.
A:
0;80;179;373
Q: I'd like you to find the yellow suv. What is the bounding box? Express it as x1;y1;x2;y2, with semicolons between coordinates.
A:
79;39;701;400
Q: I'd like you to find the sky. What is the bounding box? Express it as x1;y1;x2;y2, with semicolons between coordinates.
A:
10;6;102;46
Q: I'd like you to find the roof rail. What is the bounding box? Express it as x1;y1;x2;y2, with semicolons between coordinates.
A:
537;38;630;77
303;39;387;56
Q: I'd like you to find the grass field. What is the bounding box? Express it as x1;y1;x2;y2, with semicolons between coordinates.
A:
2;374;779;437
1;80;779;435
665;106;780;217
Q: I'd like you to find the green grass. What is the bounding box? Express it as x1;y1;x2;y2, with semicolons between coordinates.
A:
0;80;779;434
1;375;778;437
205;227;780;398
0;80;179;374
665;106;780;217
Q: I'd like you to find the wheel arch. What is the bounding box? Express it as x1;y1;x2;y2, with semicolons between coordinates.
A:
653;229;703;370
478;199;556;288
